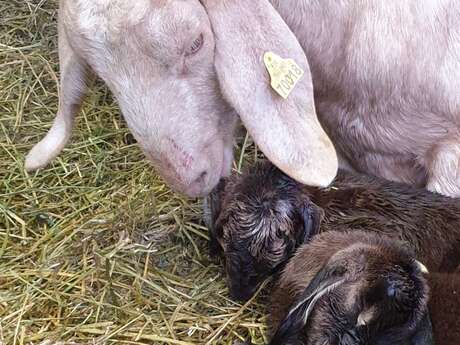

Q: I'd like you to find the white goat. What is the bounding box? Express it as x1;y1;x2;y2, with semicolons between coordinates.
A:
26;0;460;197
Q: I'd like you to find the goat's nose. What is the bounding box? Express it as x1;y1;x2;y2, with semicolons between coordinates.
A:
185;171;209;197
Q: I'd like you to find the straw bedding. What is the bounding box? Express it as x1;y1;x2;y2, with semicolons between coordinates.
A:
0;1;267;344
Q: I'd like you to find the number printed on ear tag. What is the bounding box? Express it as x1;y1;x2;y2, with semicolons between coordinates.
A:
264;51;304;99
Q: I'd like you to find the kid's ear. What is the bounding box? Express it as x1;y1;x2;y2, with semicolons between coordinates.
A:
297;201;324;246
269;264;346;345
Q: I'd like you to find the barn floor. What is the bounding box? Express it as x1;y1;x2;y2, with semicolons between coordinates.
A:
0;2;267;344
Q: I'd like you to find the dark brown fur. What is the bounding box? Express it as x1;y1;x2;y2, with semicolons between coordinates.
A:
310;169;460;272
207;160;460;300
269;231;431;345
428;273;460;345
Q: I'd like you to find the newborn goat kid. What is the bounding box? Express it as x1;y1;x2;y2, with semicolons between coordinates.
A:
206;161;460;300
269;231;432;345
205;165;322;301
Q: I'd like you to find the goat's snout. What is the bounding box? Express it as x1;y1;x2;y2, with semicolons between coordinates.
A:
185;170;210;197
142;137;228;197
229;284;257;302
227;268;263;302
172;165;218;198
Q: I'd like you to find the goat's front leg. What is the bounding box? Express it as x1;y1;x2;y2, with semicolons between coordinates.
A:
25;17;89;172
426;135;460;197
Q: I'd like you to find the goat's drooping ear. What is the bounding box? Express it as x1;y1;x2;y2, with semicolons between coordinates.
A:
204;179;227;258
410;312;434;345
296;201;324;246
269;264;346;345
200;0;338;188
25;12;90;171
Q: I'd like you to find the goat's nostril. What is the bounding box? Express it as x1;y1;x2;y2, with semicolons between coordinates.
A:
192;171;208;186
185;171;210;197
198;171;208;181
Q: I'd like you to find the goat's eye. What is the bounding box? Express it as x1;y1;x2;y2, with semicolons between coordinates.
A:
187;34;204;55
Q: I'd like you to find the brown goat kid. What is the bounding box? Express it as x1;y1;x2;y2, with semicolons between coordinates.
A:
269;231;433;345
206;161;460;301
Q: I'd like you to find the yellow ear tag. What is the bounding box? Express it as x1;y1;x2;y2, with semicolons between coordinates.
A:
264;51;304;99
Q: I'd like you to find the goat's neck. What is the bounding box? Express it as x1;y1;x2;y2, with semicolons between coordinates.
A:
269;0;350;57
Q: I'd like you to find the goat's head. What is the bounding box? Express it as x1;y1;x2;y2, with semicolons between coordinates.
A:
205;161;323;301
26;0;337;197
270;231;432;345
